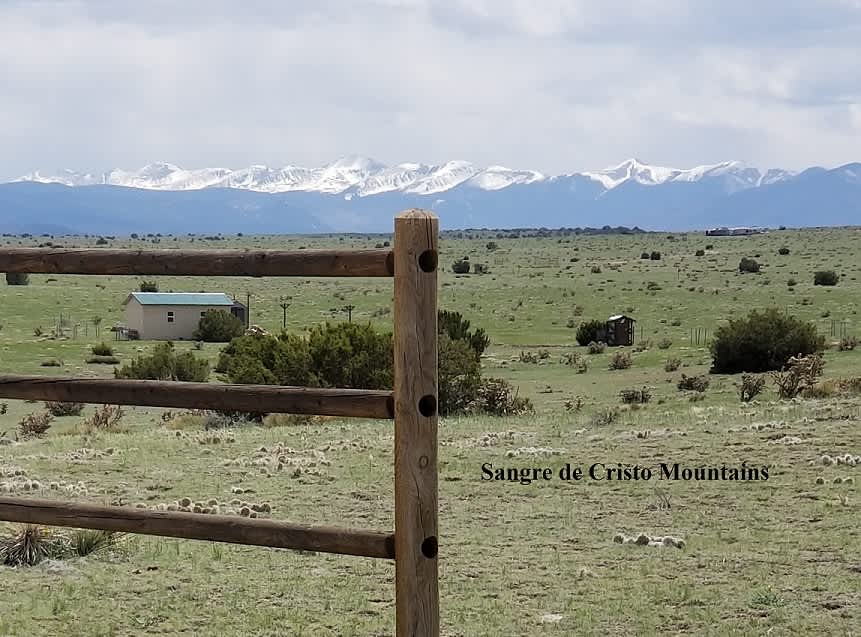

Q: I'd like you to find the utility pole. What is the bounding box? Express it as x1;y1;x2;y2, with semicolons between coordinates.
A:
279;296;292;330
343;304;355;323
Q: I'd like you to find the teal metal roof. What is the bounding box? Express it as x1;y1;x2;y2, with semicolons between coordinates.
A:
125;292;235;306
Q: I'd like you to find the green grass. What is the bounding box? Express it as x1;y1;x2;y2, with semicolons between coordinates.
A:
0;227;860;635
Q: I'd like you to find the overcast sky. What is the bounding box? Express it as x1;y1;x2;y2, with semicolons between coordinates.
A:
1;0;860;180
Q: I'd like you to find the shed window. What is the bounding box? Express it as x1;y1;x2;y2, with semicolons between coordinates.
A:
167;311;174;323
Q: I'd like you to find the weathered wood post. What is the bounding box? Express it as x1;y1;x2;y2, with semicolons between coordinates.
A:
393;209;440;636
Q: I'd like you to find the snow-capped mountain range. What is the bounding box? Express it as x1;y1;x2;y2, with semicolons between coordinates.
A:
13;156;794;196
1;157;858;234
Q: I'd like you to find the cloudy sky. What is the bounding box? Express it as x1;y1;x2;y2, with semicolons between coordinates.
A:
1;0;860;180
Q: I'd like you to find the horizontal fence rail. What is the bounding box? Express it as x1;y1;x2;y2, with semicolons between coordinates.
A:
0;497;395;559
0;248;394;278
0;375;394;419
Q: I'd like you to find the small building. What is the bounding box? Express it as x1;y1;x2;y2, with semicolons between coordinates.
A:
705;226;766;236
605;314;636;346
122;292;247;340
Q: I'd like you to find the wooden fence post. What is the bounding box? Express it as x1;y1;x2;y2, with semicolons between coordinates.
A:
393;209;440;636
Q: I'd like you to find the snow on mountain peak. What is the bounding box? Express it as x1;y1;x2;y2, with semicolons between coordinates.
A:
12;157;794;197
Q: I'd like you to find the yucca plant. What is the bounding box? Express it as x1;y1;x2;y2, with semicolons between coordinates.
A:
0;525;63;566
69;529;120;557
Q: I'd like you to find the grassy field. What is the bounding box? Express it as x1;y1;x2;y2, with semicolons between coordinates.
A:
0;227;859;636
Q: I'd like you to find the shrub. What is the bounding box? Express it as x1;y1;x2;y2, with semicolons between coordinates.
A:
139;280;158;292
640;252;650;260
86;404;125;430
19;411;54;438
838;336;858;351
438;334;482;416
664;357;682;372
438;310;489;357
473;378;532;416
218;319;512;417
650;251;661;260
576;320;605;346
800;380;838;400
451;259;470;274
44;401;85;417
485;242;497;251
620;387;651;404
772;353;824;399
217;332;313;386
609;351;632;370
709;308;824;373
87;355;120;365
591;406;620;426
778;247;790;255
91;342;114;356
677;374;709;392
0;403;6;415
5;273;29;286
590;265;602;274
307;322;393;390
695;249;705;257
519;351;539;364
813;270;839;286
787;278;797;287
0;525;62;566
193;309;245;342
115;342;210;382
587;341;606;355
40;358;61;367
738;374;766;402
739;258;760;273
657;337;672;350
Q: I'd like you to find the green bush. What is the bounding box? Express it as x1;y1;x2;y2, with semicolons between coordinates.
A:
640;252;650;260
576;319;605;346
307;322;393;390
438;335;482;416
738;258;760;273
5;273;29;286
609;351;632;370
678;374;710;392
473;378;532;416
695;249;705;257
709;308;824;373
438;310;489;357
115;342;210;382
451;259;470;274
218;318;514;417
587;341;606;355
91;342;114;356
650;251;661;261
217;332;313;386
44;401;85;417
193;309;245;342
813;270;839;286
139;280;158;292
778;247;790;255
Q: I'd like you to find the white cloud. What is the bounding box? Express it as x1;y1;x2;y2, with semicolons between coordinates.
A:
0;0;858;180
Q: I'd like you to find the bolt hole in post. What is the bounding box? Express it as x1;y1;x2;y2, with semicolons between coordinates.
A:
418;394;437;417
421;536;438;559
418;250;438;273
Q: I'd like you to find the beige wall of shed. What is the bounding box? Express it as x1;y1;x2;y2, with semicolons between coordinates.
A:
124;300;228;340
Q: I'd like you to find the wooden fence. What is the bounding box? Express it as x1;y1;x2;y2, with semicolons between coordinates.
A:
0;209;439;636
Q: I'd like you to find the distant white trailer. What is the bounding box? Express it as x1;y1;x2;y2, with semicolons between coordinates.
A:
705;226;766;236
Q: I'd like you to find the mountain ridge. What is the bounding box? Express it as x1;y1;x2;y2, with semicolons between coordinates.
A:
1;158;858;234
11;156;801;196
